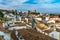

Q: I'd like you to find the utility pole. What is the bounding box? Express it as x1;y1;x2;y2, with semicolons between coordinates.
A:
32;17;35;29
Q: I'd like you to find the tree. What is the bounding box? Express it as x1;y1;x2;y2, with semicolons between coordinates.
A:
0;11;4;18
19;11;22;16
28;10;31;14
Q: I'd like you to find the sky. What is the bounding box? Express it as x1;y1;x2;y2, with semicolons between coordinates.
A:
0;0;60;13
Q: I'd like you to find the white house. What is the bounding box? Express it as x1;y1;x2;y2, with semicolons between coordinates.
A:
34;18;42;21
25;18;28;23
45;17;50;21
47;20;55;24
8;22;27;30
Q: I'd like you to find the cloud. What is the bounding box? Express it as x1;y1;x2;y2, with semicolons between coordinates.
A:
0;0;60;13
38;0;54;4
0;0;28;9
23;0;38;4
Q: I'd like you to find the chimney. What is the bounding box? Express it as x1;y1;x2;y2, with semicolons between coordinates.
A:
0;22;3;29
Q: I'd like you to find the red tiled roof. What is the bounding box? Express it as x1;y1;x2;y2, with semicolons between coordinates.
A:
17;28;57;40
50;15;59;18
14;22;26;26
56;20;60;22
11;30;18;40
